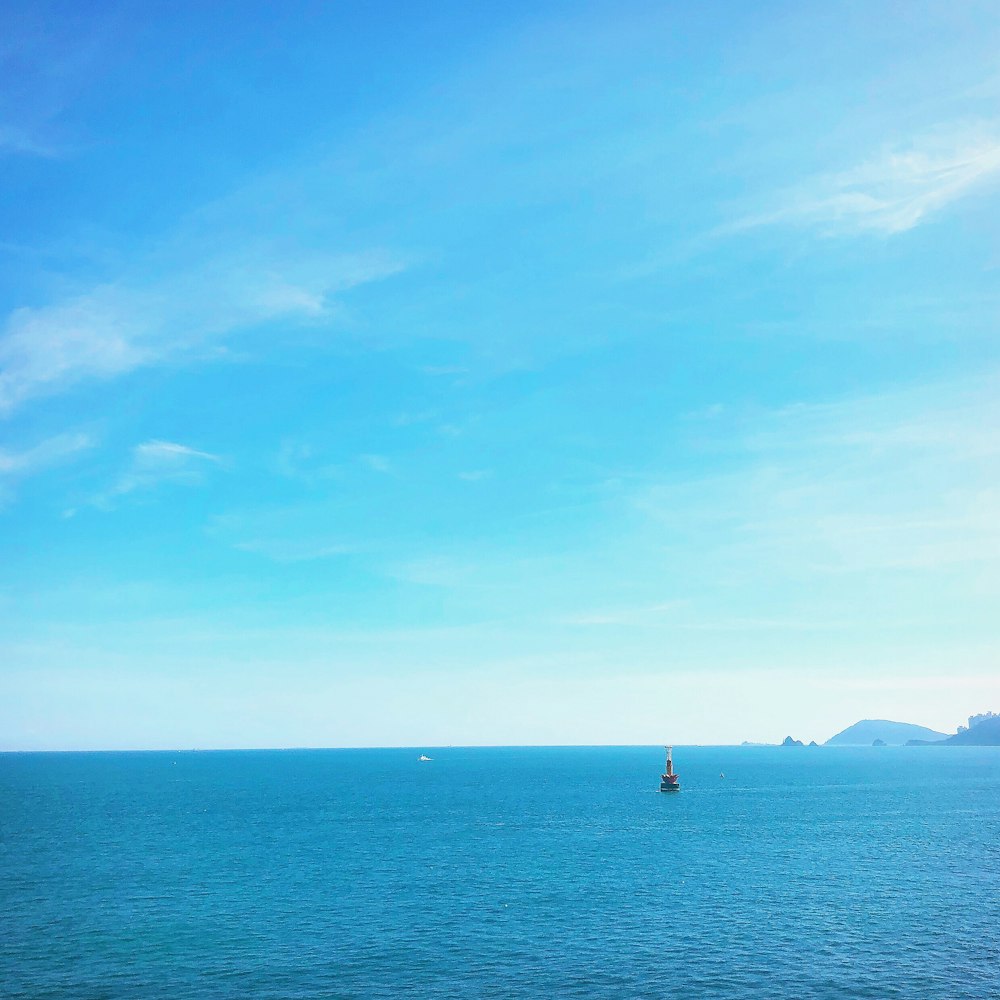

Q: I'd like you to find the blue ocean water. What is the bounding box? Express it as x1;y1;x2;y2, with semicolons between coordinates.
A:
2;746;999;999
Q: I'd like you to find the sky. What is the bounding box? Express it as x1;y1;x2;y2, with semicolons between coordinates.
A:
2;0;999;750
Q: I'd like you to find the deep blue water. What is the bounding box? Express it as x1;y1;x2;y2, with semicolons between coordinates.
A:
2;746;999;999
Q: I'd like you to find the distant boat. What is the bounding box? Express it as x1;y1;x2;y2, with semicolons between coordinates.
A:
659;745;680;792
418;754;432;762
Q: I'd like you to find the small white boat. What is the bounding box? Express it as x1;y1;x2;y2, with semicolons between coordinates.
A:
418;754;432;762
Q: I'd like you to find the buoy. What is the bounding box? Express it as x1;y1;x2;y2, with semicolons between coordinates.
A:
659;746;680;792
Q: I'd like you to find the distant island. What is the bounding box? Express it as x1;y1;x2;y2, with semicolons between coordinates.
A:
825;719;948;746
739;712;999;747
741;737;816;746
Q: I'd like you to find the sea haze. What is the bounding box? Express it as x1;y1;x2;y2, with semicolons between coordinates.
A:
2;747;999;999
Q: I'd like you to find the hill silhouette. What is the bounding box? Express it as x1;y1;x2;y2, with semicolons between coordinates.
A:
825;719;947;746
940;716;1000;746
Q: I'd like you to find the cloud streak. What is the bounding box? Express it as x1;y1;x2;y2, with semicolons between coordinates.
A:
737;124;1000;236
0;431;94;477
0;248;404;415
0;431;95;511
94;439;221;508
207;504;361;563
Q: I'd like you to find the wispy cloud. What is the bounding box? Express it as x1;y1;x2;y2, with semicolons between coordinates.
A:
388;555;479;588
360;453;391;474
207;504;361;563
636;371;1000;580
0;434;95;502
737;124;1000;236
0;431;94;476
420;365;469;377
0;248;403;415
94;440;221;508
0;124;60;158
560;607;858;632
232;538;355;563
273;440;342;484
0;431;95;509
557;600;688;627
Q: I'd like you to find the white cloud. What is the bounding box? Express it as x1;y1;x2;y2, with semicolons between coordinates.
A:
0;249;404;415
738;124;1000;236
132;440;218;465
94;439;221;508
0;431;95;510
0;288;152;413
0;431;95;477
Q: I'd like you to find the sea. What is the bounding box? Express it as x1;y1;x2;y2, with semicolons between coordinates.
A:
2;746;999;1000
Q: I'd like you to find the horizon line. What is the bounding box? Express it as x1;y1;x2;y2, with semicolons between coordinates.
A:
0;741;968;754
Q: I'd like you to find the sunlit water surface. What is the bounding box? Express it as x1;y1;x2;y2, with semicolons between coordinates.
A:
3;746;999;999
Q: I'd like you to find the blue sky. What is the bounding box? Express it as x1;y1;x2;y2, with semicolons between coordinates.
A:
2;1;999;749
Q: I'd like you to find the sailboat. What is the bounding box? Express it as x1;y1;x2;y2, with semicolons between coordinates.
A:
659;745;680;792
